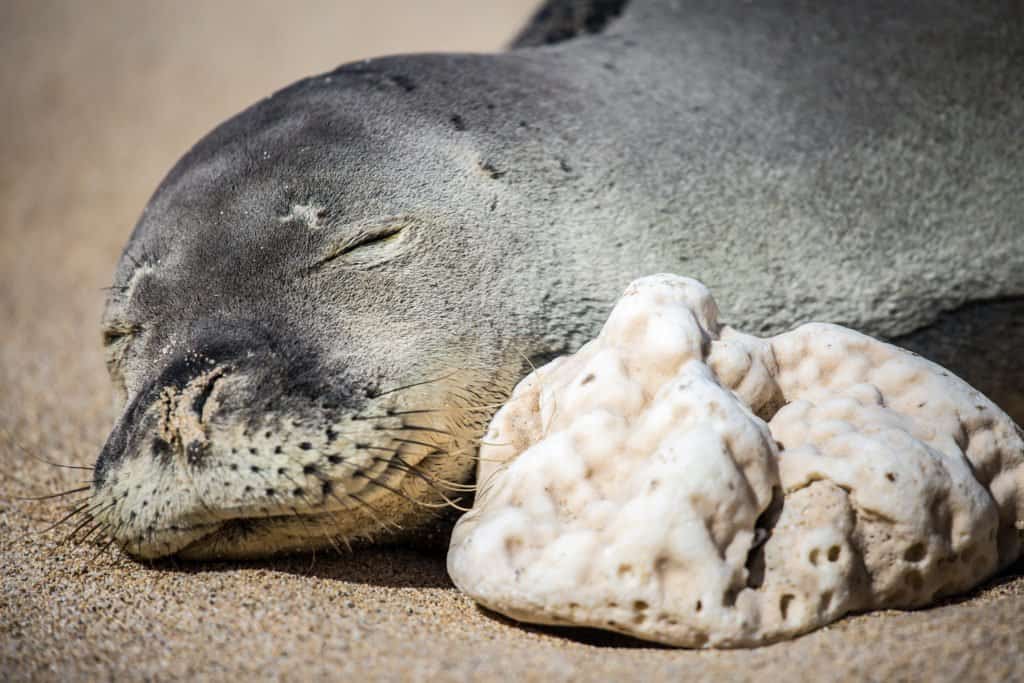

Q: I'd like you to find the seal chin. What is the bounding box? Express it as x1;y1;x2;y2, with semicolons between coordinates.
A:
129;521;226;560
174;513;364;560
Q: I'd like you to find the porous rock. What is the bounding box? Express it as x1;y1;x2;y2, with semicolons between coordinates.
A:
447;275;1024;647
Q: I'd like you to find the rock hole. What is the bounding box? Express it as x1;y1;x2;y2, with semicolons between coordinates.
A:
809;548;820;566
450;114;466;131
827;545;841;562
885;472;897;482
293;488;305;497
746;486;782;587
633;600;648;611
903;543;927;563
504;537;523;555
617;564;633;577
819;591;832;612
632;613;646;625
265;488;276;497
479;161;505;179
722;588;738;608
692;633;709;647
695;600;702;612
299;442;313;451
779;594;794;620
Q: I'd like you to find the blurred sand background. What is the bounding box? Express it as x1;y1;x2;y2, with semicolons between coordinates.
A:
2;1;1023;680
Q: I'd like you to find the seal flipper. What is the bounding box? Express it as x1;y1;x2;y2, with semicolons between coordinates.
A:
510;0;630;47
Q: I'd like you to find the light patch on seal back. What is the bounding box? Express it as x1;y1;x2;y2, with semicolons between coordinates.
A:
278;203;326;229
447;274;1024;648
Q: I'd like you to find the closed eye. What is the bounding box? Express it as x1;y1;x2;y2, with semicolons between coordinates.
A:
313;219;412;269
102;323;141;348
335;224;404;256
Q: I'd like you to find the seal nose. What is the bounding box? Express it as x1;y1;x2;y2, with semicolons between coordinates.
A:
94;318;358;488
171;367;227;464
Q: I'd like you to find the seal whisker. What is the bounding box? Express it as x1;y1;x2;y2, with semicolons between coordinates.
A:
254;465;348;553
348;491;403;533
14;485;92;501
373;455;477;493
278;466;348;542
388;436;439;451
369;371;462;400
38;501;94;535
290;490;351;556
390;424;453;436
62;500;117;544
352;470;448;510
305;455;405;534
90;533;119;564
371;465;470;512
73;518;108;547
3;432;94;471
61;511;98;546
303;452;406;533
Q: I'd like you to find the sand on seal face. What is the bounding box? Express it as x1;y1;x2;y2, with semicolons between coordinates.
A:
2;2;1024;681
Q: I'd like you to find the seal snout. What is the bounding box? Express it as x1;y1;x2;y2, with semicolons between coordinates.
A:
88;330;444;559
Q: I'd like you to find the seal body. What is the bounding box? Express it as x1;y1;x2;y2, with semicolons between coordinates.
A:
94;0;1024;558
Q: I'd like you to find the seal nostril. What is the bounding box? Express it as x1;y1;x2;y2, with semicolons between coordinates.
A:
191;373;222;417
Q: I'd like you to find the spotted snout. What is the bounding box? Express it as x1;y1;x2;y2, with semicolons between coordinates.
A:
88;325;488;559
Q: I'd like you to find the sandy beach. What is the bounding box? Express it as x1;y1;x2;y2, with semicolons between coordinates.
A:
2;2;1023;680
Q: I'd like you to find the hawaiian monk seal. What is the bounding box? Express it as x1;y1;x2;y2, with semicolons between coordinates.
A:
91;0;1023;559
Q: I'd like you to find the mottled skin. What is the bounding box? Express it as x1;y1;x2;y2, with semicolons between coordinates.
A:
94;0;1024;559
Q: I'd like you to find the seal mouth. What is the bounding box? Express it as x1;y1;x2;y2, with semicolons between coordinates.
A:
174;511;359;560
126;512;344;561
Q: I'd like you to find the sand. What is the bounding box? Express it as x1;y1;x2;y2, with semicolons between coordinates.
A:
2;1;1023;680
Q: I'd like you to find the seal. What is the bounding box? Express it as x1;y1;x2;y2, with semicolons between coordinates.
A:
88;0;1024;559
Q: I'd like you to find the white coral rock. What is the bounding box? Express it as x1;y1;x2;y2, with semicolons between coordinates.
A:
447;274;1024;647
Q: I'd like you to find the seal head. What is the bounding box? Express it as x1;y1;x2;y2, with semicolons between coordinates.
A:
94;57;560;558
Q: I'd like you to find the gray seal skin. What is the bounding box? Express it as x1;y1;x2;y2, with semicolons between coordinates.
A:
92;0;1024;560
